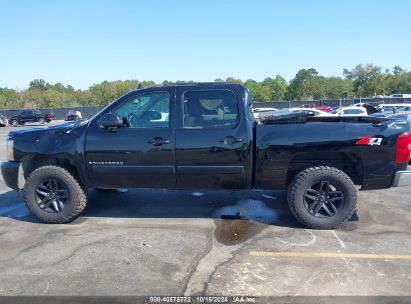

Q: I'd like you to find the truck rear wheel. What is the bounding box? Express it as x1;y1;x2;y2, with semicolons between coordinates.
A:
287;166;357;229
24;166;87;223
11;120;18;127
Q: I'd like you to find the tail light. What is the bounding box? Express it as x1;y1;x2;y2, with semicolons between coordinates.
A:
396;132;411;163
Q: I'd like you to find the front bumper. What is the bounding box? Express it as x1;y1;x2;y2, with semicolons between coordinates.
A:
392;169;411;187
1;161;24;190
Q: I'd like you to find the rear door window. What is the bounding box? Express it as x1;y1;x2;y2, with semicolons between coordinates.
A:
182;90;238;128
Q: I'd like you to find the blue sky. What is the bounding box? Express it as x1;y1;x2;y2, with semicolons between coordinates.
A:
1;0;410;89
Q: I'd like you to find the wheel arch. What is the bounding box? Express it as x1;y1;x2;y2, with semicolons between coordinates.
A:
286;152;363;187
21;153;87;186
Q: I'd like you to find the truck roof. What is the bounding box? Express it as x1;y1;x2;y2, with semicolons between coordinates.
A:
140;82;246;90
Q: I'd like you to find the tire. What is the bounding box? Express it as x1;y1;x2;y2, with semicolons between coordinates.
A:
287;166;357;229
38;118;45;124
11;120;18;127
24;166;87;223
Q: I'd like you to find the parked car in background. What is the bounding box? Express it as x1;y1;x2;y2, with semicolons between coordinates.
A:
66;110;82;121
352;103;380;115
0;113;8;127
8;110;54;127
390;94;411;98
300;103;333;113
289;108;328;116
378;104;411;113
354;102;383;107
330;106;368;117
386;112;411;124
252;107;278;121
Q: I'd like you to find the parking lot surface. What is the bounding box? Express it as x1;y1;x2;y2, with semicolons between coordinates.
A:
0;121;410;296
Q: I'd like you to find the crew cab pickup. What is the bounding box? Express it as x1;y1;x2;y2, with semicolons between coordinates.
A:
8;109;53;127
2;83;411;228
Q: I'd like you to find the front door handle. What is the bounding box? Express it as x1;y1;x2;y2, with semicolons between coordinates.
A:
148;137;170;146
219;136;243;145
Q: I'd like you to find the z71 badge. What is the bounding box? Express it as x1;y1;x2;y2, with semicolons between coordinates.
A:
356;136;383;146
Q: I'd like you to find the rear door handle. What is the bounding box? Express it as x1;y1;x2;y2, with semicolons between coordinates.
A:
219;136;242;145
148;137;170;146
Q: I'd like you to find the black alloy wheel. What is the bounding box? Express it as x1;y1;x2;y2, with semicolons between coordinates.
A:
35;178;69;213
303;181;344;218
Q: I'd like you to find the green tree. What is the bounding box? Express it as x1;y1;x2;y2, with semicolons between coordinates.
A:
244;79;259;100
0;87;18;109
29;79;47;91
344;64;386;97
43;89;61;108
225;77;243;84
393;65;405;76
262;76;288;100
386;71;411;94
323;77;353;99
288;68;324;100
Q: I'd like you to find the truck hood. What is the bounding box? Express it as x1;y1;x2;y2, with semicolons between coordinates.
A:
10;120;90;161
8;120;89;139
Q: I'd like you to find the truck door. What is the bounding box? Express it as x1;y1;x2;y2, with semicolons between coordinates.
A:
85;88;176;188
175;86;252;189
28;110;36;122
19;110;30;123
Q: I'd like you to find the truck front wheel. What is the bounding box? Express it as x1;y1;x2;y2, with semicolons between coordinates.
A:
287;166;357;229
24;166;87;223
38;118;45;124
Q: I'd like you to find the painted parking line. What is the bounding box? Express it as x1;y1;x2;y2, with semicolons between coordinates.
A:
250;251;411;260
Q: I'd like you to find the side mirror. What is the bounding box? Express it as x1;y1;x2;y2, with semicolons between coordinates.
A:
98;113;124;129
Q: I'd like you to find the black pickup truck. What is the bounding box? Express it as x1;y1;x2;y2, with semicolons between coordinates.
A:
2;83;411;228
8;109;53;127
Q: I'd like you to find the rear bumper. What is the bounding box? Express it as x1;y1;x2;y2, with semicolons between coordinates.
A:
392;169;411;187
1;161;24;190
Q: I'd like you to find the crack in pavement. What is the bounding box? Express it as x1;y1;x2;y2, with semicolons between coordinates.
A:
182;222;266;296
181;228;214;296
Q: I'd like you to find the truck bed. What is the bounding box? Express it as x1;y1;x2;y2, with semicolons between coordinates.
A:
255;112;409;190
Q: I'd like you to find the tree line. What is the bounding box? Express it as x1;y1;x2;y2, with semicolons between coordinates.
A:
0;64;410;109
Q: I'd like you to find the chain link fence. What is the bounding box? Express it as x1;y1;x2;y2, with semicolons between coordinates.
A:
1;105;105;120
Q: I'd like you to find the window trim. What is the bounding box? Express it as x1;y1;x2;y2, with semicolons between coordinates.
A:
180;89;240;129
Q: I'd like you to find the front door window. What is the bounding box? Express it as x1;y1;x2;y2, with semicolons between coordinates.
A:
113;92;170;128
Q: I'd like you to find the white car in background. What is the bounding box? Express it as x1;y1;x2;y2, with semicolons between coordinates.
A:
288;108;328;116
252;107;278;120
330;106;368;116
378;103;411;113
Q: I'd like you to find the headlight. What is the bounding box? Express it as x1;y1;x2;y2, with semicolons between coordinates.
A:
6;140;14;161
